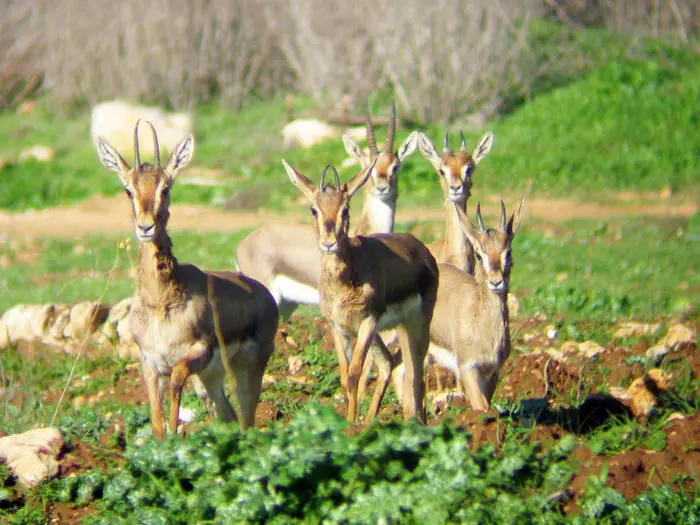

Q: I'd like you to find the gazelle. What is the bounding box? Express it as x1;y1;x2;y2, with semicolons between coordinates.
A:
356;131;494;399
235;103;418;319
283;160;439;423
97;120;278;440
417;131;494;273
396;199;524;411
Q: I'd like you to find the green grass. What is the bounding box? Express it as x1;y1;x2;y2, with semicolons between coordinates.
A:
0;215;696;321
0;25;697;212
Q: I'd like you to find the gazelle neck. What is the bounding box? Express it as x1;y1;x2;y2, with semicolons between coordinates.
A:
136;233;183;308
352;187;396;236
445;197;474;273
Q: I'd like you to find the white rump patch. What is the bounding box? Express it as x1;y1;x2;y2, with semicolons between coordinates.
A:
271;275;320;306
428;343;458;374
377;294;422;331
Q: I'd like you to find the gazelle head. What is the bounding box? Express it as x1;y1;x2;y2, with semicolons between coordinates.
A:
418;131;494;203
283;159;376;254
96;120;194;244
342;101;418;202
454;199;524;294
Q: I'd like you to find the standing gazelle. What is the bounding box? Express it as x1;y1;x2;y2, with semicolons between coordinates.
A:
97;121;278;440
283;160;439;423
417;131;494;273
235;103;418;319
422;199;524;411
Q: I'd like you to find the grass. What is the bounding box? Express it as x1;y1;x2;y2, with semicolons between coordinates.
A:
0;25;698;212
2;214;696;322
0;19;698;525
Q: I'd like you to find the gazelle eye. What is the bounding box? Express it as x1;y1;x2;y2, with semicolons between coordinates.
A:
342;208;350;219
310;207;318;217
124;188;133;198
438;168;445;176
475;252;482;261
162;187;170;197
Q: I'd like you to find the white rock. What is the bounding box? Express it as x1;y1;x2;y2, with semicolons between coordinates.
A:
0;428;63;487
281;119;365;150
612;322;660;340
18;145;54;163
63;301;109;340
91;100;193;161
178;408;197;424
288;355;304;375
0;304;60;347
646;344;670;361
662;324;696;350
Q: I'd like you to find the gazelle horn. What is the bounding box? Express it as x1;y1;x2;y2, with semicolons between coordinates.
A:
146;121;160;167
365;105;378;157
385;99;396;154
476;202;486;232
133;119;142;171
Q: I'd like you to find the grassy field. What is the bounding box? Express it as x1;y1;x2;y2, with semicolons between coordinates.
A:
0;26;698;212
0;20;699;525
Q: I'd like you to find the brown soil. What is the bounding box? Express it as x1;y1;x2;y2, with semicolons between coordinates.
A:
0;192;695;239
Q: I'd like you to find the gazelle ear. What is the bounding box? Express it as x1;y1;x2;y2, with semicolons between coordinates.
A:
165;133;195;180
96;137;131;187
507;198;525;237
471;132;494;166
342;134;366;165
417;132;442;171
282;159;316;201
345;158;376;198
454;202;482;248
397;131;419;162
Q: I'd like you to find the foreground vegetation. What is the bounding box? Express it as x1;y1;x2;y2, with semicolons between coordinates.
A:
0;16;698;525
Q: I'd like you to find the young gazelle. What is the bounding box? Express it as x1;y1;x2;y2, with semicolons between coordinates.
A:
417;131;494;273
355;131;494;399
283;160;439;423
97;120;278;440
421;199;524;410
235;104;418;319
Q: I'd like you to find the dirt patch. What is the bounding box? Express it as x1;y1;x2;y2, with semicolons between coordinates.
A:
565;413;700;513
0;192;695;239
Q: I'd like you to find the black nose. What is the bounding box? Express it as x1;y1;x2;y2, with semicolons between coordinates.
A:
138;224;154;233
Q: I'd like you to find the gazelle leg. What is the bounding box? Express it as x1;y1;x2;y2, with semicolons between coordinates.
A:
332;328;352;391
396;323;428;423
356;353;374;404
169;341;215;435
169;361;191;436
459;364;489;411
141;358;166;441
366;336;393;422
346;316;378;422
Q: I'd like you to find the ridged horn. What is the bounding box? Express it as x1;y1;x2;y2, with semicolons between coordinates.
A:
460;132;467;153
385;99;396;153
146;121;160;167
365;104;378;157
476;202;486;232
499;201;507;232
443;132;450;153
133;119;141;171
320;164;330;190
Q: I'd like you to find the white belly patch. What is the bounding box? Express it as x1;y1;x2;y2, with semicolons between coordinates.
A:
428;343;458;373
271;275;320;306
377;294;422;331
